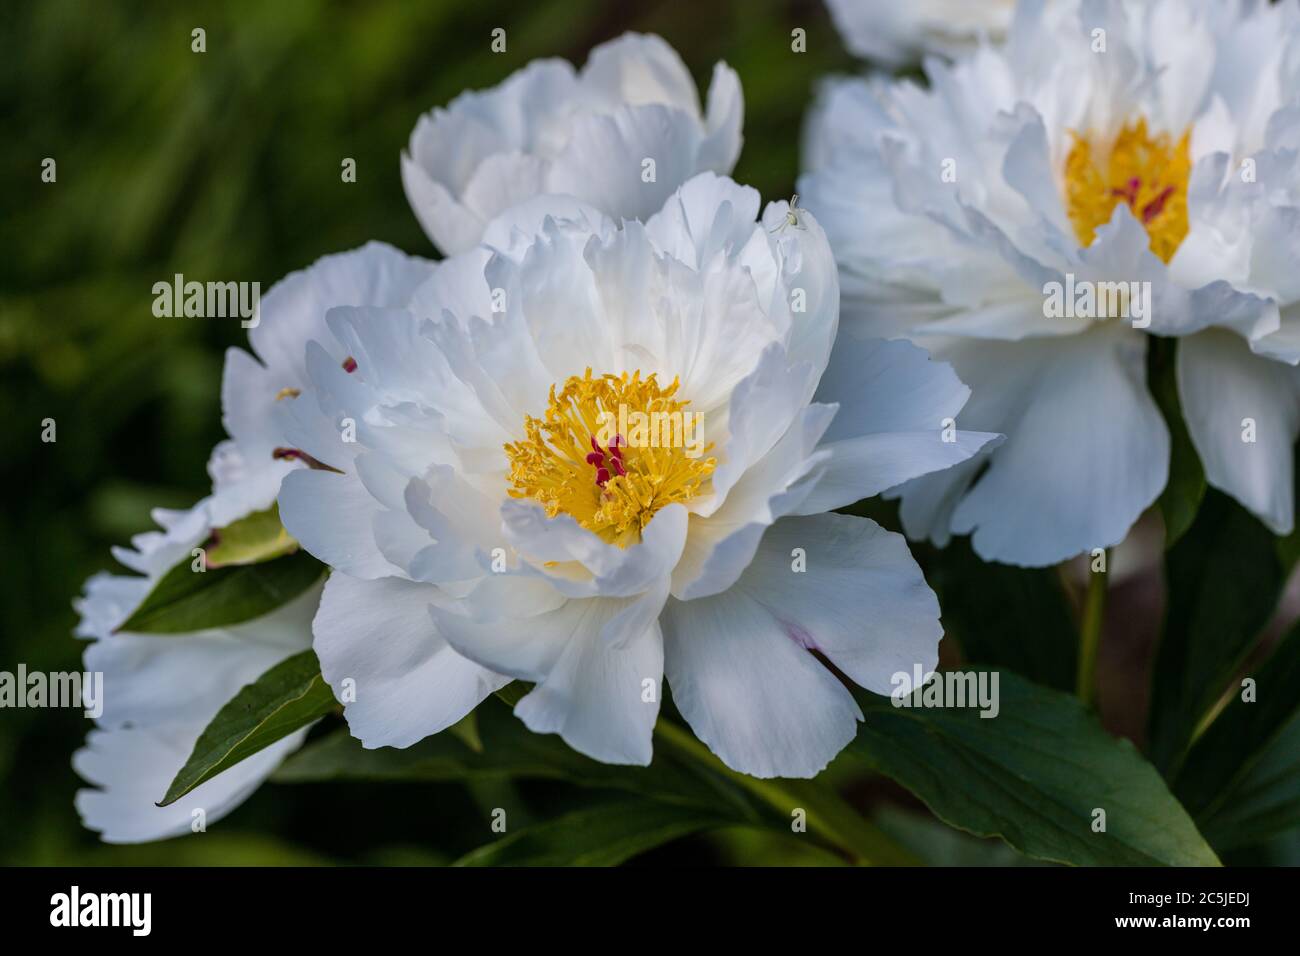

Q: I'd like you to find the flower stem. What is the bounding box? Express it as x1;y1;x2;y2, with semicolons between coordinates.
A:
1075;556;1108;707
653;717;919;866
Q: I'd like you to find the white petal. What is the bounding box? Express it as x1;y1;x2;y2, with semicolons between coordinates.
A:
581;33;701;115
74;573;150;641
434;591;665;765
1252;303;1300;365
479;218;615;388
797;335;1002;512
429;577;574;680
249;242;433;389
824;0;1014;66
109;499;212;580
661;585;863;779
219;346;280;463
312;573;508;748
888;453;991;548
546;104;704;224
727;514;941;696
644;170;762;268
671;403;834;600
479;195;614;255
672;244;788;413
699;62;744;173
760;200;843;378
400;63;579;256
704;344;824;513
75;724;307;844
206;439;292;528
458;151;549;232
278;468;398;579
915;298;1090;340
501;500;688;599
514;617;663;766
1178;329;1300;534
948;326;1169;566
401;154;485;257
402;468;506;584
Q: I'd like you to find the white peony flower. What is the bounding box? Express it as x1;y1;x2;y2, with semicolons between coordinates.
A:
825;0;1017;68
73;501;322;843
75;242;432;842
800;0;1300;566
401;32;743;257
276;173;999;778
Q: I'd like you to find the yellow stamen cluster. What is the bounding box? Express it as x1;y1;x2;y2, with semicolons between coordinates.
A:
505;369;715;548
1064;118;1192;263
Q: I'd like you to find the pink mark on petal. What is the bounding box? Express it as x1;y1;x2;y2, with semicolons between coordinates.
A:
585;451;605;466
782;618;820;652
610;457;626;477
595;467;611;486
590;435;603;454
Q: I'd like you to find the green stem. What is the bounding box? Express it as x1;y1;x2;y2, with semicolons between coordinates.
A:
1076;556;1109;707
653;717;919;866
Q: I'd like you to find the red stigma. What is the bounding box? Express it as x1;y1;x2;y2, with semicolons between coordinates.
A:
1110;176;1141;208
1141;185;1175;224
588;434;627;488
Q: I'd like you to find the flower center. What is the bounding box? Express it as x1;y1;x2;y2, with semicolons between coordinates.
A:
1064;118;1191;263
505;369;715;548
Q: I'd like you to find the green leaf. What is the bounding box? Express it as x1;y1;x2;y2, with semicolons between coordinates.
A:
205;504;298;567
1175;622;1300;851
117;549;324;634
1150;339;1205;546
274;692;761;820
1148;490;1284;775
272;723;482;782
873;806;1045;867
926;538;1077;692
451;799;726;866
849;670;1220;866
159;649;337;806
1194;724;1300;853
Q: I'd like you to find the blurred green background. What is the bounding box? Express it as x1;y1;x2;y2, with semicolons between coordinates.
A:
0;0;882;866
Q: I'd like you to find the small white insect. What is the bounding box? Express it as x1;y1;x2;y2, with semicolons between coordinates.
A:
770;194;807;234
